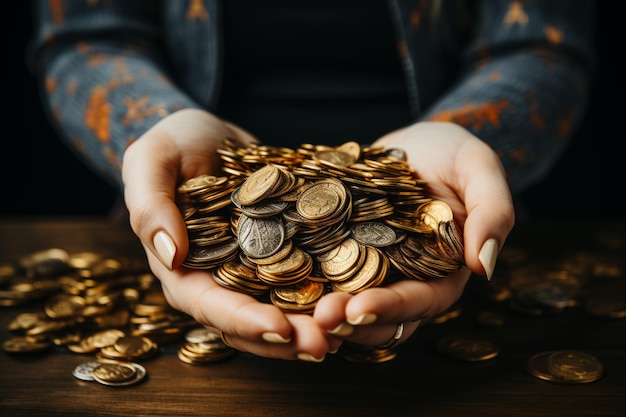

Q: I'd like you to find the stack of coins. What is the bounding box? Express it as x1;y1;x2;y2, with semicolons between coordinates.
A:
437;335;500;362
526;350;604;384
73;360;147;387
177;327;237;365
176;140;466;313
340;341;398;363
98;335;159;362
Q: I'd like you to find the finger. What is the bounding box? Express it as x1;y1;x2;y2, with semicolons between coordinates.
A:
312;269;469;348
344;269;471;326
220;311;330;362
349;320;421;347
123;134;190;270
313;291;355;336
457;140;515;279
146;251;294;345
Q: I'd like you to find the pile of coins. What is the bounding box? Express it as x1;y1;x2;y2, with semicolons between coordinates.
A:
1;247;193;355
176;139;465;313
177;327;237;365
1;247;237;381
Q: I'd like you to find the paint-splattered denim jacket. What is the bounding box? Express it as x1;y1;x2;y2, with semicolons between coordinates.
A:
30;0;596;195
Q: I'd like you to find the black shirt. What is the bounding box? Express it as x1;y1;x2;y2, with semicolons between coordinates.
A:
216;1;411;147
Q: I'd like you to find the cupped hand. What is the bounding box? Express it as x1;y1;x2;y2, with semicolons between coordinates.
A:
313;121;515;348
122;109;335;361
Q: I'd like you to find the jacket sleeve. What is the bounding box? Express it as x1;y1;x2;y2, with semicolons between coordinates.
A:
419;0;596;194
29;0;203;190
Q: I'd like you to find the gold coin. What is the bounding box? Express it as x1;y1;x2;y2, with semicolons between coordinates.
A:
111;335;158;360
44;294;85;319
2;336;51;354
438;336;499;362
93;362;146;387
546;350;604;383
418;200;453;231
237;164;281;206
314;149;357;167
296;178;346;220
93;363;136;383
336;141;361;161
178;175;227;193
88;329;126;349
526;350;559;382
320;238;362;279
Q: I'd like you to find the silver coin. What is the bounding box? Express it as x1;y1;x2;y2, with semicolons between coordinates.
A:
72;361;101;381
185;327;221;344
237;215;285;258
351;221;397;248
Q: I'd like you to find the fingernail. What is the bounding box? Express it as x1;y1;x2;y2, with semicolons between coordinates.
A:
262;332;291;344
347;313;377;325
479;238;499;281
327;322;353;336
297;353;325;363
153;230;176;270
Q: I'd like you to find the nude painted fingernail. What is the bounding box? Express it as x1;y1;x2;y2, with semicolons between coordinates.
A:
297;353;325;363
327;322;354;336
153;230;176;270
347;313;377;325
479;238;499;281
262;332;291;344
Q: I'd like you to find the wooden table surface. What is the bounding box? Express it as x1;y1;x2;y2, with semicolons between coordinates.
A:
1;217;625;417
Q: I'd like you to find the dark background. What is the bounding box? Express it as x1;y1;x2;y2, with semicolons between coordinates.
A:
2;3;623;220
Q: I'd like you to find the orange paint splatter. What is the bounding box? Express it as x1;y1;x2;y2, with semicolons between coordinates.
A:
71;137;86;153
76;42;91;53
410;11;422;27
544;25;564;45
187;0;209;21
85;86;112;143
171;103;186;112
113;58;129;74
45;77;58;93
48;0;64;25
488;71;502;82
122;96;166;125
396;40;408;58
104;146;122;170
88;54;109;66
509;147;527;165
428;100;510;131
504;2;528;27
528;92;546;131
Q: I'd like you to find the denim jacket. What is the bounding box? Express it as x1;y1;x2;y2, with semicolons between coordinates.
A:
30;0;595;194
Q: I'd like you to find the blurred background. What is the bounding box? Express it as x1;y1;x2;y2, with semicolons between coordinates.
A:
1;3;623;220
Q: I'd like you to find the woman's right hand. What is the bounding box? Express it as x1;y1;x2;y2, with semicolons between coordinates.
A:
122;109;340;361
